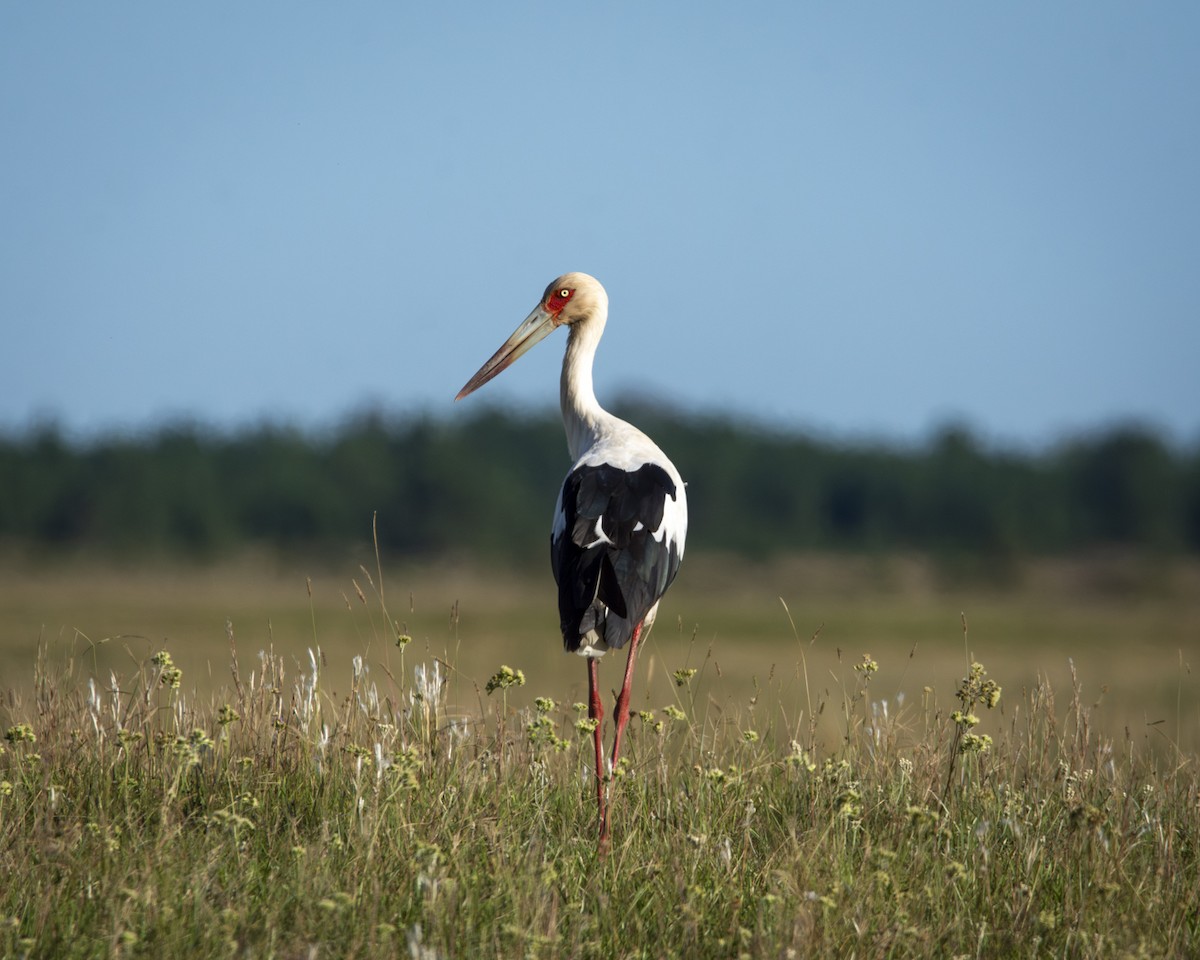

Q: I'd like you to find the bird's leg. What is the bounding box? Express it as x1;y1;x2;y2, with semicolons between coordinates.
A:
608;622;643;779
587;656;608;844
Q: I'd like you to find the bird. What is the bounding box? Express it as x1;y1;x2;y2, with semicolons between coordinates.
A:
456;272;687;846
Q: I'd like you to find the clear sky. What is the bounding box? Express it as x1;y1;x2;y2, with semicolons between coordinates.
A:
3;3;1198;447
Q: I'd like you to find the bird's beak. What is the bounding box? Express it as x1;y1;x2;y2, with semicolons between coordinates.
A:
455;304;559;400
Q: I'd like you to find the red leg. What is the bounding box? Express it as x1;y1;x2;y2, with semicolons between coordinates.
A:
608;622;643;779
587;656;608;845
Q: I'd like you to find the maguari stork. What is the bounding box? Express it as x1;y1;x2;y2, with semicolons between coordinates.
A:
456;272;687;846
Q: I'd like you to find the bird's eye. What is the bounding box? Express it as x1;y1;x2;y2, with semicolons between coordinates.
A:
546;287;574;312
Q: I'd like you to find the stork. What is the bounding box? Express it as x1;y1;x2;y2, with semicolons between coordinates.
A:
456;272;687;846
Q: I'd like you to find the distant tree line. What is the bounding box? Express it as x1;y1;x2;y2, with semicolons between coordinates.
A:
1;404;1197;564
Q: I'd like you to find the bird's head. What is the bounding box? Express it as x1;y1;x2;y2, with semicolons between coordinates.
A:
455;272;608;401
539;272;608;327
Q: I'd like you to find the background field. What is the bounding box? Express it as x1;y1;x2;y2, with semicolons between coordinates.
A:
4;551;1196;757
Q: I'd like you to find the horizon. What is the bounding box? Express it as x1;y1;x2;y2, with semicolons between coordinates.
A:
5;394;1194;457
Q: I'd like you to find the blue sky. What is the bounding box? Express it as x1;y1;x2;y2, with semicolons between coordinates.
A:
3;3;1198;447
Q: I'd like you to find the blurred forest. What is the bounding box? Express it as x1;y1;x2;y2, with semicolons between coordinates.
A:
1;402;1197;568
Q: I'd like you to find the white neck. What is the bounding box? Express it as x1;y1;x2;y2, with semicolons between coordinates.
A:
559;313;614;461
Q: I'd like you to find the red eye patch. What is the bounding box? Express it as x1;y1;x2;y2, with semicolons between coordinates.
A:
545;288;574;313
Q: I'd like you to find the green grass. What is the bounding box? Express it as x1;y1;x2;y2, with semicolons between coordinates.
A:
2;555;1199;958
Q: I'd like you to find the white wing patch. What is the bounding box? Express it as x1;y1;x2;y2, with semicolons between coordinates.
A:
654;481;687;555
583;515;615;549
551;487;567;539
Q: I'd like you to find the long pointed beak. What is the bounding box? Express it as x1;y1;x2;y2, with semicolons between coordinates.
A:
455;304;559;401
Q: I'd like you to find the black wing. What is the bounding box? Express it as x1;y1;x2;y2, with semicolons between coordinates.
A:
551;462;683;652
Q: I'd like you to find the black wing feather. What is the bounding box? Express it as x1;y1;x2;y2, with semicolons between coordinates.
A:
551;462;682;652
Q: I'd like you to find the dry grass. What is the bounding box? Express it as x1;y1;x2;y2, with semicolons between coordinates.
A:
2;552;1196;754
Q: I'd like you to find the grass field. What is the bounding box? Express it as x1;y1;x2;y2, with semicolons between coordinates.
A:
1;552;1198;957
2;551;1196;754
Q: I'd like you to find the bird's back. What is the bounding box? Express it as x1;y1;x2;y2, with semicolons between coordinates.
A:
551;419;687;656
